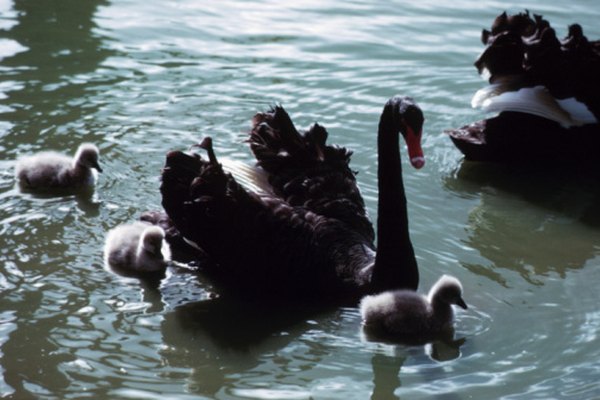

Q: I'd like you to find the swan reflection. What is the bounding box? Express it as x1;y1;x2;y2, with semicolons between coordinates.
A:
444;162;600;285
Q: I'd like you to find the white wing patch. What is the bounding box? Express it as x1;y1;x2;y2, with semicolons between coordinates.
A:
220;157;274;196
556;98;598;126
472;84;597;128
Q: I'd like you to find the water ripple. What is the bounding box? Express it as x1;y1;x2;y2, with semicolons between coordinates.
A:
1;0;600;398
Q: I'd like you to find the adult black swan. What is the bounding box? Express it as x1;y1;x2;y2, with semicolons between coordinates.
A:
154;96;424;303
446;11;600;166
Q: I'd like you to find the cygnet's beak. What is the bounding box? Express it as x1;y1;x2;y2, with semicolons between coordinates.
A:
93;161;103;173
456;297;468;310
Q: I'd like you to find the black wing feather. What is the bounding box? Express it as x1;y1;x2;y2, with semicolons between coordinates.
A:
160;148;347;298
249;106;374;244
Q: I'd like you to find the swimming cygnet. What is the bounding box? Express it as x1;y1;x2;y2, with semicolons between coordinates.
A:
104;222;172;275
360;275;467;340
15;143;102;190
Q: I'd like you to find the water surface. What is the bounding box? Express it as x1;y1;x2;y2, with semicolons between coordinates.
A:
1;0;600;398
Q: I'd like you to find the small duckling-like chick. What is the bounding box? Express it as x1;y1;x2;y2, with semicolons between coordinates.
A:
15;143;102;190
104;222;171;275
360;275;467;340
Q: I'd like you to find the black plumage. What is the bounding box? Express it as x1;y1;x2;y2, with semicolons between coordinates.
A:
447;11;600;165
155;96;424;303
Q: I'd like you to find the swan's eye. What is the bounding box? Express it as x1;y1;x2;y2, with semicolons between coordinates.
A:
403;108;424;130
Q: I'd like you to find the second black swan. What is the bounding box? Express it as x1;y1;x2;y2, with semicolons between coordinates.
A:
446;11;600;165
154;96;424;302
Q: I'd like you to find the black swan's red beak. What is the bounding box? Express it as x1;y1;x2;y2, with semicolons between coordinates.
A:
405;126;425;169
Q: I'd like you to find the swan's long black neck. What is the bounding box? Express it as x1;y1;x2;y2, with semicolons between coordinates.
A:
371;106;419;292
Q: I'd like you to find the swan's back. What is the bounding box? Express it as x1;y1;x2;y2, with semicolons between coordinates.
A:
161;149;350;297
475;11;600;123
249;106;375;243
159;106;378;300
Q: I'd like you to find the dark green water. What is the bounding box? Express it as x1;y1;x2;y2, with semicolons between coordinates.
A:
1;0;600;398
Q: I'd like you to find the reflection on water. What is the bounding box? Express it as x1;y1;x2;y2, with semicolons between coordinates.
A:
447;161;600;226
16;183;102;216
361;322;466;357
361;316;467;400
445;161;600;286
368;336;469;400
159;294;470;399
160;298;335;397
0;0;113;154
370;353;404;400
0;0;112;397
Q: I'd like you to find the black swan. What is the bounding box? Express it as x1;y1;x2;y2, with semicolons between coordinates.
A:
15;143;102;190
104;221;171;275
446;11;600;165
153;96;424;302
359;275;467;341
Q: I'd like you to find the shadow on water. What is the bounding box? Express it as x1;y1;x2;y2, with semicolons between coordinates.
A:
444;160;600;286
0;0;114;154
159;296;336;397
16;183;102;216
362;326;466;357
0;0;112;397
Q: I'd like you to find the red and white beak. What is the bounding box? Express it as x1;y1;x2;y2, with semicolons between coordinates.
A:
405;126;425;169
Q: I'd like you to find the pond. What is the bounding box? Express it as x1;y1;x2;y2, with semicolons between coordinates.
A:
1;0;600;398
